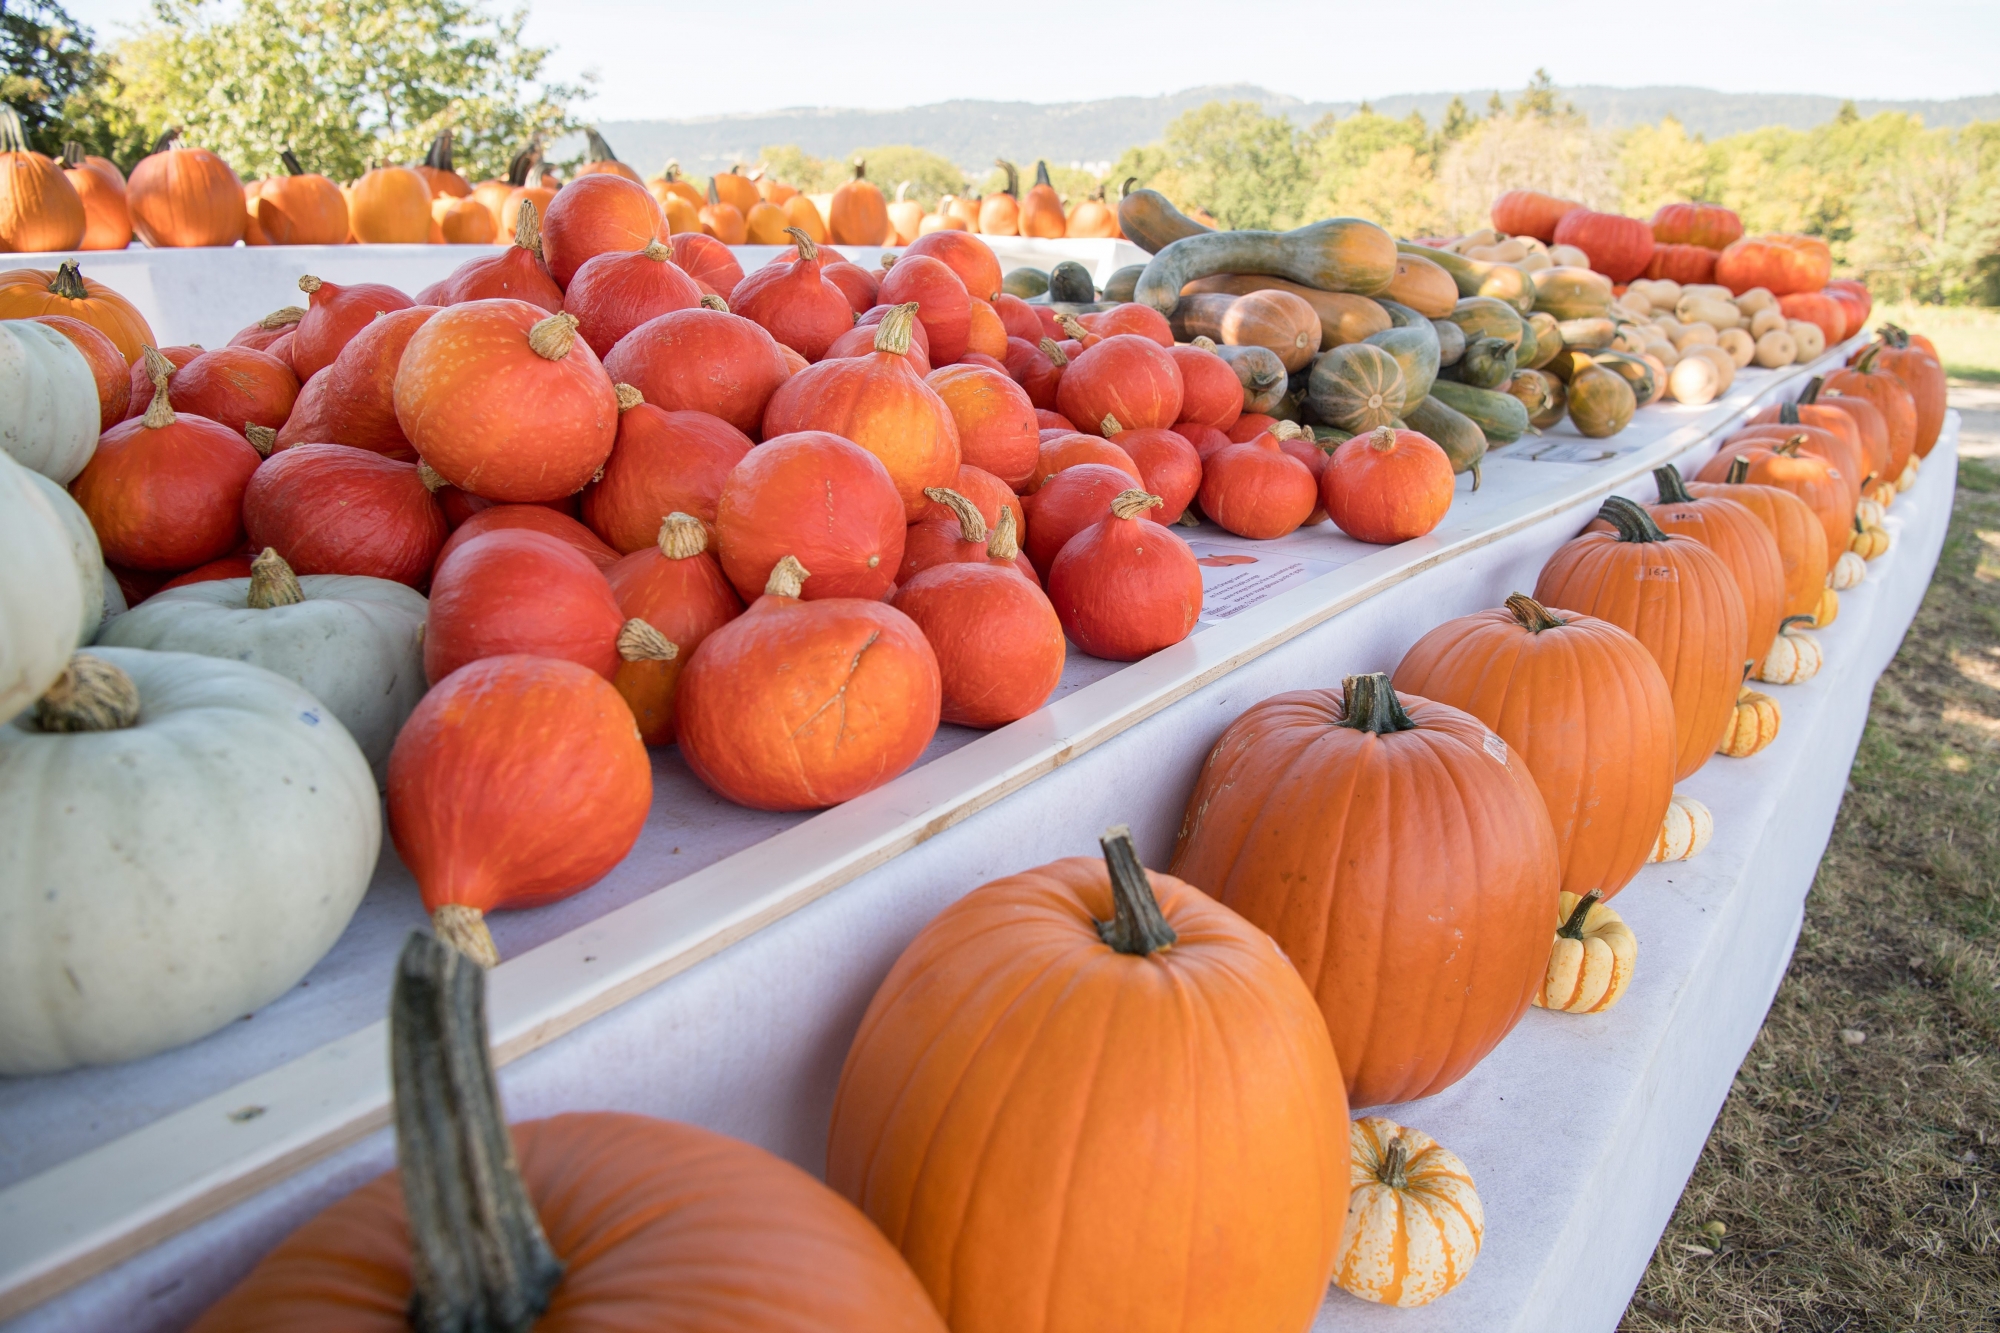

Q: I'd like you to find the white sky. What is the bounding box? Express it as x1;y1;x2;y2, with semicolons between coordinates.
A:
61;0;1999;123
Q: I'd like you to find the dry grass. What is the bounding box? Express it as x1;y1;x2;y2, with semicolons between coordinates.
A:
1622;455;2000;1332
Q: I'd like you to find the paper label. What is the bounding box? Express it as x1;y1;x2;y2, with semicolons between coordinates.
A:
1189;544;1338;623
1634;564;1679;581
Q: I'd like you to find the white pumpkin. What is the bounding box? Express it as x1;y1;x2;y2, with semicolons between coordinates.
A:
0;451;85;723
0;318;100;483
22;466;107;645
96;550;426;784
0;648;380;1074
1648;793;1714;863
1757;618;1824;685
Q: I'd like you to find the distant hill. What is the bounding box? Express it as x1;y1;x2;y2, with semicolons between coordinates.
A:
560;85;2000;177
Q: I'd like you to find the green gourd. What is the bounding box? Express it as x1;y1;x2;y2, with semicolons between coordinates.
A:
1431;318;1466;366
1103;264;1145;303
1305;342;1408;433
1399;242;1535;314
1134;217;1399;315
1003;267;1050;298
1455;335;1516;390
1445;296;1524;351
1429;380;1530;445
1404;394;1487;481
1046;261;1096;304
1364;320;1440;412
1521;312;1563;369
1116;181;1213;254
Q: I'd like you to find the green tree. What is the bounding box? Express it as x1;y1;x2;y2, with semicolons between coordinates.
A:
1116;101;1309;230
1439;96;1476;148
110;0;585;182
0;0;145;161
1617;116;1711;218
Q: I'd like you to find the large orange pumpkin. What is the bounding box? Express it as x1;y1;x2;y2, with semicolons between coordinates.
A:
1695;434;1851;556
0;260;155;362
1640;464;1788;666
70;350;262;570
1719;420;1865;513
194;935;947;1330
1552;209;1654;283
1491;189;1580;242
563;237;703;357
1535;497;1748;780
728;228;855;362
386;655;650;965
828;829;1347;1333
347;164;435;242
1650;202;1744;250
924;362;1040;490
1798;379;1892;484
676;555;940;811
1687;457;1831;622
761;304;961;521
59;142;130;250
243;443;447;587
1822;347;1919;480
1056;333;1185;434
1869;330;1947;457
1713;233;1832;296
605;513;744;745
412;129;471;198
431;503;618;574
1394;593;1675;900
395;302;619;502
127;129;245;247
829;158;889;245
1017;160;1066;238
0;108;85;251
582;386;753;549
1172;673;1559;1106
540;171;663;290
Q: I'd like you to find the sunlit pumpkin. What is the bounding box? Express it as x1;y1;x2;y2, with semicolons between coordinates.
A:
0;259;155;363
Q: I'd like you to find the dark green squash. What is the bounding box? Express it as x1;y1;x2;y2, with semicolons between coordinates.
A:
1364;321;1441;412
1134;217;1399;315
1429;380;1530;444
1455;335;1516;390
1003;266;1050;298
1305;342;1407;433
1430;317;1466;366
1404;393;1487;480
1117;180;1213;254
1046;261;1097;304
1445;296;1524;351
1103;264;1145;303
1209;342;1288;415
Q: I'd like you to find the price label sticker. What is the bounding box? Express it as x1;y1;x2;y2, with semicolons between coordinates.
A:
1634;565;1679;581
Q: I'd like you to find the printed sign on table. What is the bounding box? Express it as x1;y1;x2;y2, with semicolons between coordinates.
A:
1189;544;1339;624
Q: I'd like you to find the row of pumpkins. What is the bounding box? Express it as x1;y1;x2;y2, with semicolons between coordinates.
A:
89;321;1949;1329
0;115;1117;253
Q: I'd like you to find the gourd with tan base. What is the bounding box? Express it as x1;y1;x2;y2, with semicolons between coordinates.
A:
1719;683;1782;758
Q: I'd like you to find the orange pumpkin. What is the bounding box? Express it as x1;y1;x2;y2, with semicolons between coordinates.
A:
1640;464;1788;666
606;513;744;745
878;253;972;365
426;199;563;312
1057;333;1185;433
1198;422;1317;539
431;503;619;575
348;164;433;243
426;528;628;685
582;386;753;546
387;654;650;965
923;361;1039;490
412;130;471;198
1869;329;1947;457
676;555;940;811
164;344;300;437
1687;457;1831;622
253;149;349;245
1018;160;1066;238
274;305;437;459
761;304;962;521
729;228;855;362
291;273;415;380
713;430;907;602
828;829;1348;1333
1801;380;1892;484
1713;233;1832;296
58;142;128;250
1650;202;1743;250
0;107;85;251
1720;420;1866;513
1046;488;1202;660
194;934;946;1330
0;259;155;362
697;177;747;245
243;443;446;586
1066;185;1119;238
1026;430;1144;495
602;303;790;437
1491;189;1581;242
669;231;745;298
395;303;619;502
1104;415;1203;525
1695;434;1851;557
575;126;644;183
28;313;129;428
70;349;262;570
1322;425;1455;544
1822;346;1919;480
976;161;1020;235
829;158;889;245
541;171;663;289
1395;593;1675;900
1172;672;1560;1105
126;130;245;247
1535;497;1748;780
433;193;494;243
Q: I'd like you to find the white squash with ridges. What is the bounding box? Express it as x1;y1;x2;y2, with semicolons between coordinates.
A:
0;451;85;722
0;318;100;483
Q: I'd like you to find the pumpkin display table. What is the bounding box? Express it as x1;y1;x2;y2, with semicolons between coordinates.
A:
0;330;1952;1332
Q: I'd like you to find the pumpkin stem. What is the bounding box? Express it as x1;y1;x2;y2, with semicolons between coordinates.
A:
1598;495;1669;543
584;126;619;164
765;555;809;599
148;126;181;155
431;903;500;968
783;226;817;263
1364;425;1398;452
526;312;579;362
1779;613;1817;633
416;462;447;493
616;618;677;663
506;144;539;188
879;252;897;270
280;146;307;176
640;238;670;263
613;382;643;412
247;547;305;608
1100;413;1123;436
656;512;708;559
1338;672;1417;735
1034;160;1053;188
995;159;1019;197
138;346;175;428
297;274;325;297
51;259;89;301
1377;1136;1412;1191
61;139;83;169
1855;343;1882;375
1271;420;1307;441
32;653;141;733
872;302;919;357
1557;890;1602;941
1055;313;1089;341
922;487;988;544
391;933;564;1331
1191;335;1216;351
1798;376;1824;405
987;506;1020;561
425;130;454;173
1778;402;1800;425
1109;489;1162;521
1504;592;1567;633
1652;464;1694;505
699;294;730;313
245;424;276;456
1095;825;1177;956
259;304;306;329
512;199;544;260
1725;455;1750;485
1037;336;1068;368
850;157;867;181
1121;176;1136;198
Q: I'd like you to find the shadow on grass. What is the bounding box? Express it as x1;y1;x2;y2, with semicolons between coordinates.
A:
1947;365;2000;385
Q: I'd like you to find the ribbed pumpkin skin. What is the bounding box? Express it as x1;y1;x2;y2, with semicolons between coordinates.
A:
1694;441;1850;557
0;143;85;252
424;529;624;684
386;656;650;921
254;173;347;245
1552;210;1654;283
243;444;447;587
1308;343;1407;433
192;1113;948;1333
1491;189;1579;243
1720;423;1865;514
1650;202;1744;250
1393;603;1675;899
1873;343;1946;457
348;166;431;244
1643;492;1787;666
1642;243;1716;285
1713;234;1831;297
1822;359;1918;480
1170;686;1559;1106
127;143;244;247
582;405;753;550
676;589;940;811
1812;391;1892;483
0;264;156;362
827;857;1348;1333
1535;526;1747;780
66;155;131;250
1686;480;1829;621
